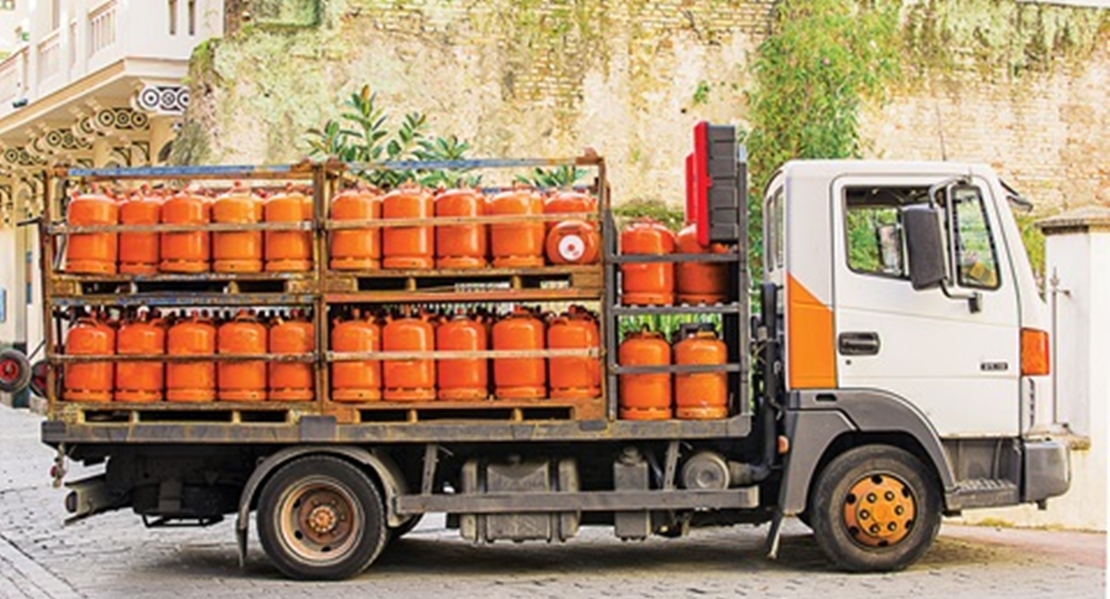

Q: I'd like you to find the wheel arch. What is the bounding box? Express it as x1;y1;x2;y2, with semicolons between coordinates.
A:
235;445;409;567
779;389;958;517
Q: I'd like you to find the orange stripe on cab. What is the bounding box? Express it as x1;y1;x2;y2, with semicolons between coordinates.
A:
787;273;837;389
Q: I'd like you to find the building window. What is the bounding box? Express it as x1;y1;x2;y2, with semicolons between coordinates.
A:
188;0;196;35
169;0;178;35
0;1;16;12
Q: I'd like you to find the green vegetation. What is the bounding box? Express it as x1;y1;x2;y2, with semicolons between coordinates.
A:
611;199;685;232
305;85;480;189
514;165;587;189
744;0;902;277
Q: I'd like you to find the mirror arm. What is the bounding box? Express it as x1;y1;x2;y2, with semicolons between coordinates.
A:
940;284;982;313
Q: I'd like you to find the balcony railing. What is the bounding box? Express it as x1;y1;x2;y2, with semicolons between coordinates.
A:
0;47;28;105
37;31;61;84
88;0;118;58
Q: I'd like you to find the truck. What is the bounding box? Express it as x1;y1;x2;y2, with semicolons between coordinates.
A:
11;123;1069;580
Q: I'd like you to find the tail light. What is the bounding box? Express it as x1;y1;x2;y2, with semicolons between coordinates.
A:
1021;328;1050;376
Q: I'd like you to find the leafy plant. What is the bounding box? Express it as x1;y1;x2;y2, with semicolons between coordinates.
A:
305;85;478;189
611;199;685;232
514;165;586;189
743;0;901;280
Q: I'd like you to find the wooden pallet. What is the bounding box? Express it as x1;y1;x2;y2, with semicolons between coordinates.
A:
49;272;317;298
51;400;314;425
325;396;606;424
322;266;602;305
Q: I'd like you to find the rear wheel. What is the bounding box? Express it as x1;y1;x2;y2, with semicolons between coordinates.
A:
257;456;388;580
809;445;940;572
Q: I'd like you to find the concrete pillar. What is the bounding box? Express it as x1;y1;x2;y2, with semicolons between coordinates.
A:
91;138;110;167
149;116;176;165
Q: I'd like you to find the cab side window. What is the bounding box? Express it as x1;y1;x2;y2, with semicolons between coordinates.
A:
843;186;927;279
950;186;1000;289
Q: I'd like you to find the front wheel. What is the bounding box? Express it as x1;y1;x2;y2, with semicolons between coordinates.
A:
809;445;941;572
257;456;388;580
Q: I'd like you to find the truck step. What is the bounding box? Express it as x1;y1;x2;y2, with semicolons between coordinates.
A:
951;478;1020;509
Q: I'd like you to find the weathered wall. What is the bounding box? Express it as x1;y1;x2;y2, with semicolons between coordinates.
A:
191;0;770;201
190;0;1109;210
862;3;1110;211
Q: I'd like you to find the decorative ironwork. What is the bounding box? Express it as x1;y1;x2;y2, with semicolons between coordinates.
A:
135;84;189;114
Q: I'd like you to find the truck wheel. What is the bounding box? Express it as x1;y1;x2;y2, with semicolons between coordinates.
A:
808;445;940;572
257;456;388;580
0;349;31;393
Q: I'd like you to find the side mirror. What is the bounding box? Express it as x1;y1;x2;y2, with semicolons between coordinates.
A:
902;204;946;290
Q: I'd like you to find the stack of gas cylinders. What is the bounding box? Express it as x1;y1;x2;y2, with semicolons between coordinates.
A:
329;305;601;402
64;184;314;275
617;323;729;421
619;218;731;306
61;308;316;403
64;185;601;275
329;186;601;270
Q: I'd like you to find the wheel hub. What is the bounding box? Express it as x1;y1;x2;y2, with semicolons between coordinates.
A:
843;472;916;547
306;505;339;535
0;359;16;382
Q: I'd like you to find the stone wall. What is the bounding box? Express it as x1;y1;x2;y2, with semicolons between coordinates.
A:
191;0;771;201
191;0;1109;211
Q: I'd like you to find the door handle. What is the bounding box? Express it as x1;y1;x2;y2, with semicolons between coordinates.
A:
838;332;881;356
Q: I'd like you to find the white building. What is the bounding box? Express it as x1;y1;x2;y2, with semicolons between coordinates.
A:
0;0;223;402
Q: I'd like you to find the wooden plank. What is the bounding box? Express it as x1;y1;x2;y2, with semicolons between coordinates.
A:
326;213;598;230
327;349;598;361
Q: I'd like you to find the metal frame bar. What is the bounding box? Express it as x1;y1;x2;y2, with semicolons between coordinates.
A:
394;488;759;515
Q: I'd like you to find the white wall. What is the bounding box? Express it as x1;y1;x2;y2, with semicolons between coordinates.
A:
958;216;1108;531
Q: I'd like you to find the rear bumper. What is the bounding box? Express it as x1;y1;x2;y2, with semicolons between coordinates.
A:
1022;438;1070;503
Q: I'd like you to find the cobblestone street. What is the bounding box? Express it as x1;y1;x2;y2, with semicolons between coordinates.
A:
0;405;1103;599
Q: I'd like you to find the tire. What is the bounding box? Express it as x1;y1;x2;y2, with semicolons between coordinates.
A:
0;349;31;393
808;445;941;572
388;514;423;543
257;456;388;580
28;361;48;398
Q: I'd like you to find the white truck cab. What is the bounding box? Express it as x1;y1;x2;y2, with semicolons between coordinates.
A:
764;161;1070;569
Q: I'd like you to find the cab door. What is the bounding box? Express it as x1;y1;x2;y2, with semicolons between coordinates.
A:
832;176;1020;437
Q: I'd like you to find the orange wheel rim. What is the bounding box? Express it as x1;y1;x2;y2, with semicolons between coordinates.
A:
842;472;917;548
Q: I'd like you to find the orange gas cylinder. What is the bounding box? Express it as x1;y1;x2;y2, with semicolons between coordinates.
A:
545;220;600;265
330;188;382;270
115;312;165;402
63;316;116;402
618;329;672;420
330;309;382;401
160;191;211;273
543;190;596;232
382;186;434;269
435;189;487;269
268;313;314;401
264;189;312;272
217;311;268;401
675;224;729;305
492;307;546;399
436;312;488;400
65;191;119;274
674;326;728;419
212;184;264;273
489;189;545;267
547;308;600;399
118;192;161;275
620;219;676;306
166;314;216;402
382;312;436;400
